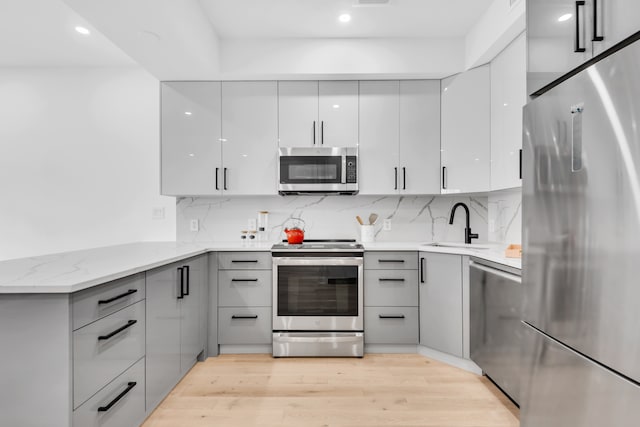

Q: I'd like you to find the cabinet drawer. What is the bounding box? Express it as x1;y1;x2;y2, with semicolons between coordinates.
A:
72;273;145;330
73;301;145;409
364;252;418;270
364;270;418;307
218;252;272;270
364;307;419;344
73;357;145;427
218;270;272;307
218;307;272;344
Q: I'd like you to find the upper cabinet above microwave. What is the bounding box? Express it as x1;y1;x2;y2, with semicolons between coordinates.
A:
278;81;359;148
528;0;640;96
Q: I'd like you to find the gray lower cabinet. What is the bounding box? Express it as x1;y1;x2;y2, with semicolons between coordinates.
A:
364;251;419;345
146;254;207;410
217;251;272;347
419;252;463;357
72;357;146;427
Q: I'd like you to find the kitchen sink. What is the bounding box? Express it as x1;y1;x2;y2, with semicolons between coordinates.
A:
421;242;493;250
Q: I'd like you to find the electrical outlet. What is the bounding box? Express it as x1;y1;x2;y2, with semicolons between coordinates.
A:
152;207;165;220
190;219;199;232
248;218;257;231
383;218;392;231
488;220;496;233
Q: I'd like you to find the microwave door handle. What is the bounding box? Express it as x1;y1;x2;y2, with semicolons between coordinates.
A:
342;155;347;184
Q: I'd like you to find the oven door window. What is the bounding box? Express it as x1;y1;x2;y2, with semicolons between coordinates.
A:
280;156;342;184
277;265;358;316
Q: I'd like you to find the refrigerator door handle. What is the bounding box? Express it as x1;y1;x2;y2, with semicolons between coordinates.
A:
571;104;584;171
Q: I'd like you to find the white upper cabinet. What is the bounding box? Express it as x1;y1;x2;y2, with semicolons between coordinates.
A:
399;80;441;195
359;80;441;195
358;81;400;194
278;81;319;147
441;65;491;194
318;81;359;147
592;0;640;55
491;33;527;191
221;82;278;195
161;82;222;196
278;81;358;148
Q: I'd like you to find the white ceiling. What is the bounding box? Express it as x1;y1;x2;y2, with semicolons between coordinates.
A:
0;0;135;67
200;0;496;39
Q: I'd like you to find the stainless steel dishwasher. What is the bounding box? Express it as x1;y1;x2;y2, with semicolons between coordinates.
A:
469;257;522;405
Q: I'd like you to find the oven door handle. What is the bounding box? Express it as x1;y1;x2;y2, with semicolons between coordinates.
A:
272;257;364;267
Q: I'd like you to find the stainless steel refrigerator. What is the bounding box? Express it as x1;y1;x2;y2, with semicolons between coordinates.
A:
522;34;640;425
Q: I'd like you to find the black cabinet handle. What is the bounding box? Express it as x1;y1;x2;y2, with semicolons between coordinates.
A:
97;382;137;412
98;320;137;341
183;265;190;296
420;257;426;283
215;167;219;190
378;278;406;282
379;314;405;319
519;149;523;180
98;289;137;305
231;278;259;282
592;0;603;41
232;315;258;319
223;168;228;190
177;267;184;299
402;167;406;190
575;1;586;52
442;166;447;189
378;259;405;263
313;121;316;145
321;121;324;145
231;260;259;263
394;167;398;190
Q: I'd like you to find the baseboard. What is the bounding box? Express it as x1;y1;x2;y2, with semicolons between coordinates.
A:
364;344;418;354
417;345;482;375
219;344;272;354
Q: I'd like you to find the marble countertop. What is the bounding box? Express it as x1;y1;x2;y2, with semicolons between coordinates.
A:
0;240;520;294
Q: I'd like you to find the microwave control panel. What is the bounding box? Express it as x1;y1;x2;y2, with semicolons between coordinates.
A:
346;156;357;183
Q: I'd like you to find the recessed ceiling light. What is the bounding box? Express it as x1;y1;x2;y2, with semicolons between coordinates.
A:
75;26;90;35
184;111;192;116
558;13;572;22
332;104;340;109
338;13;352;23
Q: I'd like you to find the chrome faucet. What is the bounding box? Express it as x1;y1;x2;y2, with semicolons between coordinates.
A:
449;202;479;244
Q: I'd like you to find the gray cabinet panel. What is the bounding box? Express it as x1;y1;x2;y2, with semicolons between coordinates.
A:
180;255;206;376
73;300;145;409
218;269;272;307
419;252;463;357
72;273;145;331
218;251;272;270
73;357;145;427
145;262;182;411
364;307;419;344
364;269;418;307
364;251;418;270
207;253;219;357
218;307;272;344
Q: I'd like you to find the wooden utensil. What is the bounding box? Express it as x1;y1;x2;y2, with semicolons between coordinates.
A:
356;216;364;225
368;213;379;225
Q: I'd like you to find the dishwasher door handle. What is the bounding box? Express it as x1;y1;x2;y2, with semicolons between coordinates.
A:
469;260;521;283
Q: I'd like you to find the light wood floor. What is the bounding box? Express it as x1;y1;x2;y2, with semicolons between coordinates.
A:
142;354;519;427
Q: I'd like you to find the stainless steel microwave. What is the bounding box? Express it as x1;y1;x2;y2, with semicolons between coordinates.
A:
278;147;358;195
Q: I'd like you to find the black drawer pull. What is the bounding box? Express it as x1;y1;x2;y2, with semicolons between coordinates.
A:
378;259;405;263
231;278;259;282
98;289;137;305
378;278;406;282
98;320;137;341
231;260;259;263
379;314;406;319
97;381;137;412
231;315;258;319
183;265;190;296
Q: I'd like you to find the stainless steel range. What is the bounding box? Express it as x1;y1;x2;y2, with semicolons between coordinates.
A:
271;240;364;357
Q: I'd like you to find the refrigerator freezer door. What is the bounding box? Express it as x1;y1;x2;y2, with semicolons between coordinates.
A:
521;323;640;427
522;38;640;382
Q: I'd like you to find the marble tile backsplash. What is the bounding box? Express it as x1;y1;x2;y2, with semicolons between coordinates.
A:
176;195;489;244
488;188;522;244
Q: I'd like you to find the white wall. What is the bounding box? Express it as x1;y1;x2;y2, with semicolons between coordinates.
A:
219;38;465;80
0;67;175;260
